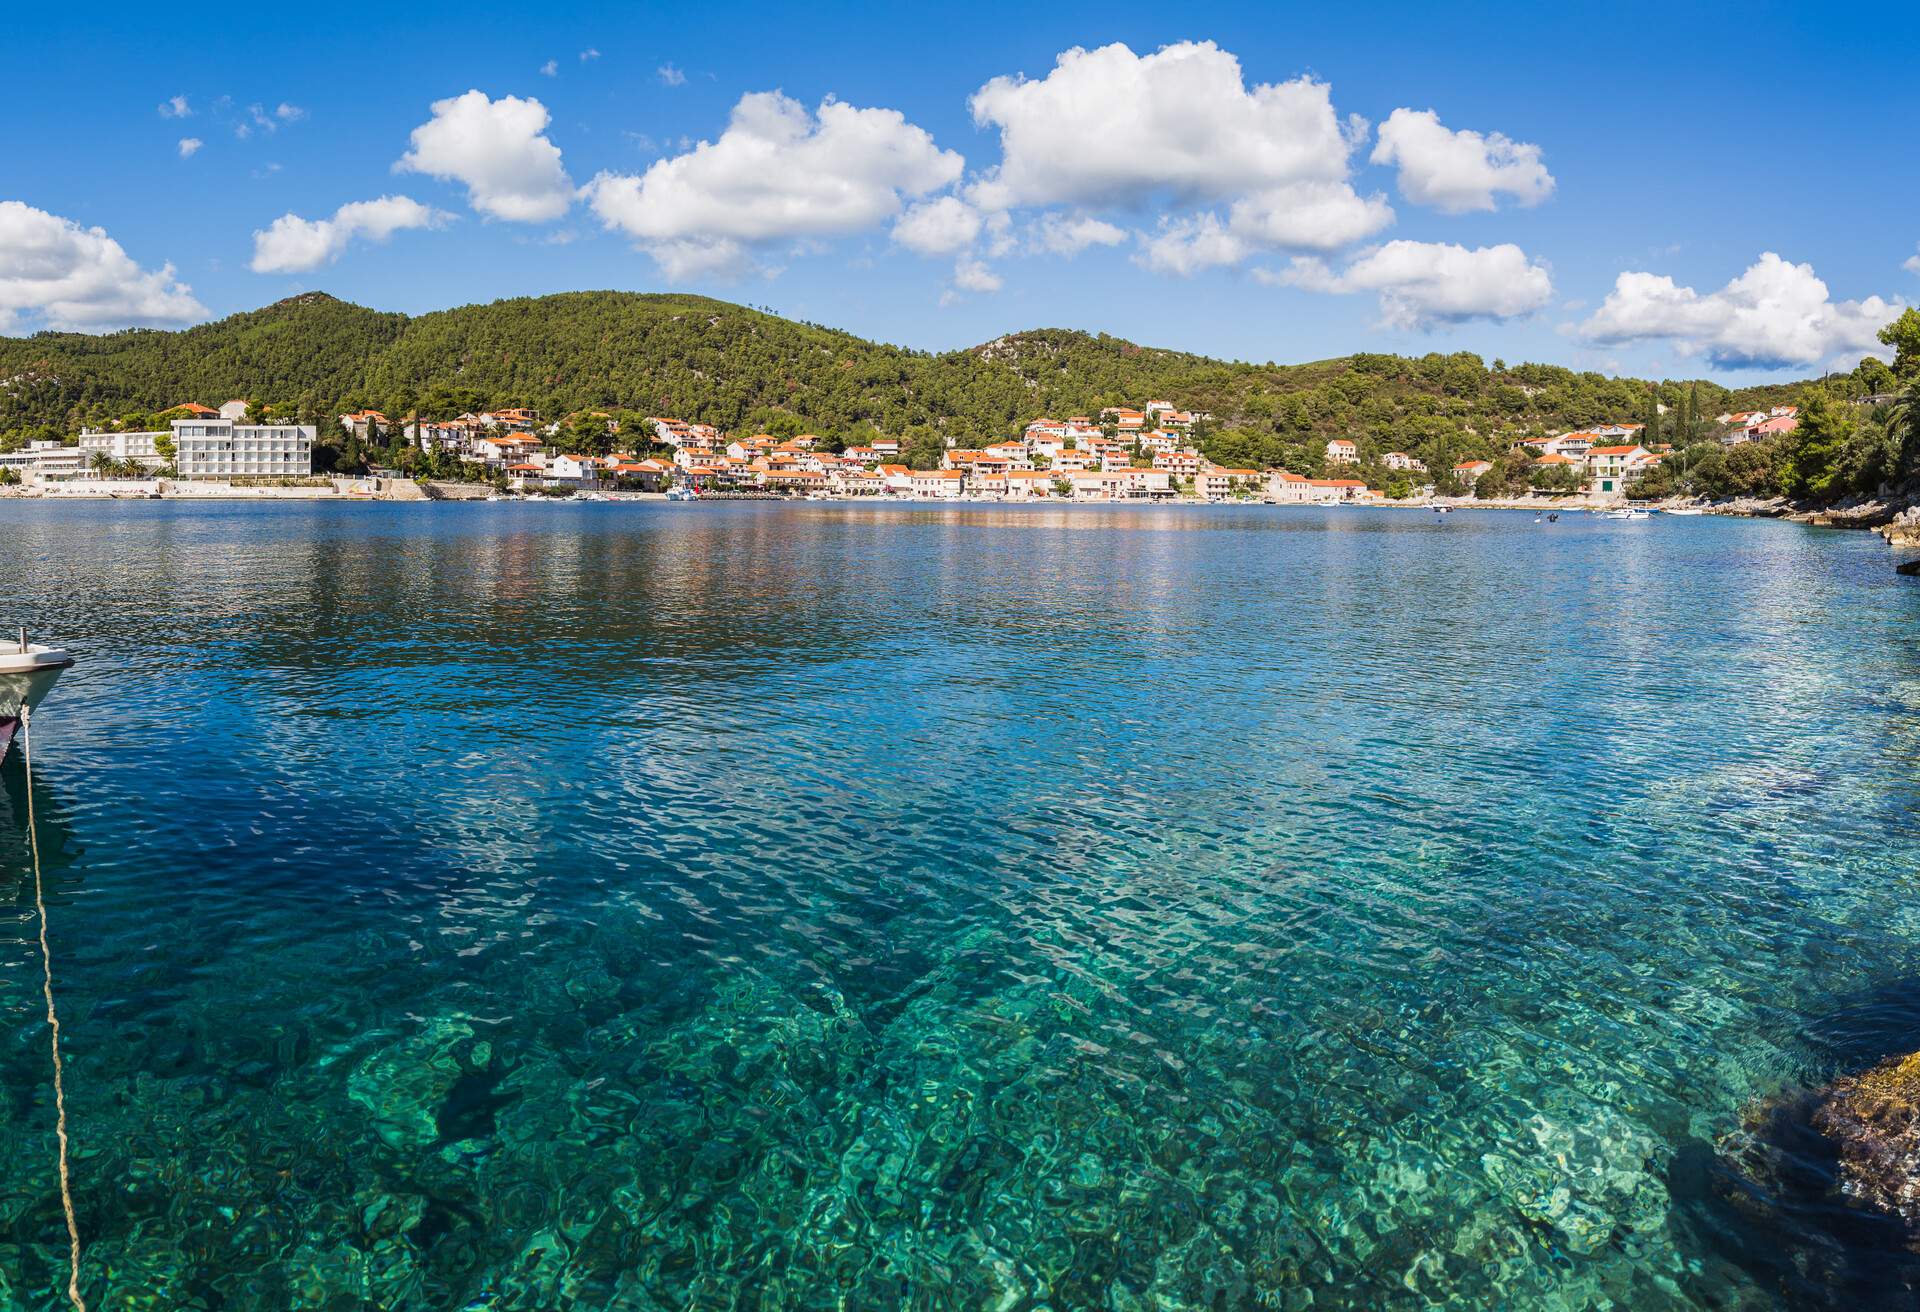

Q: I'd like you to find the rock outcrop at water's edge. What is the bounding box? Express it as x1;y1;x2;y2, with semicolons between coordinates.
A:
1673;1050;1920;1307
1809;1051;1920;1234
1715;1050;1920;1253
1879;505;1920;548
1703;483;1920;566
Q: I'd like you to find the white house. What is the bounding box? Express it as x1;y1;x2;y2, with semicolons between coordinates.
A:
1541;431;1595;460
545;454;601;489
1003;470;1053;499
1267;471;1313;503
1325;438;1359;465
1308;478;1370;502
1153;448;1203;478
1454;460;1493;485
1382;451;1426;472
1585;444;1652;496
1195;467;1262;500
910;470;965;498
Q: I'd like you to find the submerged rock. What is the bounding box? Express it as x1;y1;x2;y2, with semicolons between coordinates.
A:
1811;1050;1920;1236
346;1016;477;1150
1687;1049;1920;1308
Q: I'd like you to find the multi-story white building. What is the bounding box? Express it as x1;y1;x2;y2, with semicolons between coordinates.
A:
0;441;89;482
78;428;167;470
171;418;316;479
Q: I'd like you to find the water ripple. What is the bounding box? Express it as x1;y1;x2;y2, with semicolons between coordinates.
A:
1;501;1919;1308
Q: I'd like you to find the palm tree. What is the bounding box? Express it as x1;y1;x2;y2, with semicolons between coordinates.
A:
1891;386;1920;481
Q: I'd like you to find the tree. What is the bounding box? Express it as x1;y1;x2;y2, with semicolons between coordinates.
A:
1780;386;1854;501
562;411;615;456
1723;438;1783;497
1528;461;1583;494
1854;356;1898;396
1878;307;1920;381
902;424;945;470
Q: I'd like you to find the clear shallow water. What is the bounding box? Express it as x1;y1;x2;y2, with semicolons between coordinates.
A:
3;501;1920;1309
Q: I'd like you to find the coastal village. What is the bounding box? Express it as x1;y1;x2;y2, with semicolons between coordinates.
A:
0;395;1803;505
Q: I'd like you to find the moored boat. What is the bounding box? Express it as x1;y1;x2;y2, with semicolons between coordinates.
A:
0;631;74;758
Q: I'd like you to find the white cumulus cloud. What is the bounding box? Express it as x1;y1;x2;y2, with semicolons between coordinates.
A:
1032;213;1126;257
539;59;558;77
396;90;574;222
1273;239;1553;329
1138;215;1250;277
968;41;1388;275
1140;180;1394;274
159;95;191;119
952;258;1002;293
1905;245;1920;276
969;41;1363;210
177;137;203;159
584;91;962;280
1578;252;1902;369
657;63;687;87
250;196;449;274
0;200;207;332
892;197;983;256
1369;108;1553;213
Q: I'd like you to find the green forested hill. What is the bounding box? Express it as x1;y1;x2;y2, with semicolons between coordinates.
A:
0;289;1832;478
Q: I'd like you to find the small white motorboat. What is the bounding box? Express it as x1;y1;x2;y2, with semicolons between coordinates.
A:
0;630;74;758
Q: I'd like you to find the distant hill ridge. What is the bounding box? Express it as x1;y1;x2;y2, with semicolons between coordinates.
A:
0;291;1804;472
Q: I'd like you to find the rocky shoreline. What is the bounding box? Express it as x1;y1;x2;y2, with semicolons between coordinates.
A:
1694;485;1920;557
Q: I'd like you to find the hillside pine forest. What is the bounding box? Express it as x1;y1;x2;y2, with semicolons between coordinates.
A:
3;291;1918;500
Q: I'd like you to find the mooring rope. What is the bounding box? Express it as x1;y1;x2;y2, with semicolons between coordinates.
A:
22;704;88;1311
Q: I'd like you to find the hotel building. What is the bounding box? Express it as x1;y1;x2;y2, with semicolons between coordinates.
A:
171;417;316;479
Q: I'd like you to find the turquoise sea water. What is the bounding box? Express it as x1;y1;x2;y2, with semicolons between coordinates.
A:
3;500;1920;1309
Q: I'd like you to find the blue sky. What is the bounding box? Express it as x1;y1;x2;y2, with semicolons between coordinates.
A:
6;0;1918;381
